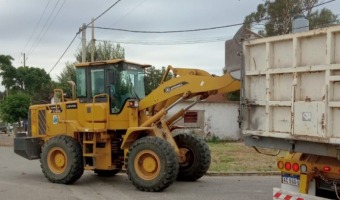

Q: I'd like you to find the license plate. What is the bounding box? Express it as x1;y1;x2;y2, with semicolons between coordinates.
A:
282;174;300;186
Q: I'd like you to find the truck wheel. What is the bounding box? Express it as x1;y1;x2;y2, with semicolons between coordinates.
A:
174;133;211;181
126;136;179;192
95;169;121;177
40;135;84;184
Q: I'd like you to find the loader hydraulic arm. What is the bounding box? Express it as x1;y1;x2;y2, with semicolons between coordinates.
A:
139;65;240;113
121;65;240;149
138;65;241;131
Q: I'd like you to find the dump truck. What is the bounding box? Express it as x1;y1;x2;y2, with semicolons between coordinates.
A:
240;25;340;199
14;59;240;191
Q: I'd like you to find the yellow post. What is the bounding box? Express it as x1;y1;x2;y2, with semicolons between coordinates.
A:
299;173;314;194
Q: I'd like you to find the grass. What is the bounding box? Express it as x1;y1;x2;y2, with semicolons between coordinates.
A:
208;142;286;173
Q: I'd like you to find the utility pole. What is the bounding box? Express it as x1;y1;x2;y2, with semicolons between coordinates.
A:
91;18;95;62
22;53;26;67
81;23;87;63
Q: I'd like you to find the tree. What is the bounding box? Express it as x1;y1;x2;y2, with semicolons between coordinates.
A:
56;62;76;95
144;66;172;95
57;41;125;94
0;93;30;125
15;66;51;95
75;41;125;62
309;8;339;29
0;65;51;103
0;55;16;90
0;54;52;104
244;0;339;36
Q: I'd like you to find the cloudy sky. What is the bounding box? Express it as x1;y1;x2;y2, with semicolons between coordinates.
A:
0;0;339;86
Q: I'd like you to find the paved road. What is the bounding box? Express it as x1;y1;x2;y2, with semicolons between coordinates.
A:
0;146;280;200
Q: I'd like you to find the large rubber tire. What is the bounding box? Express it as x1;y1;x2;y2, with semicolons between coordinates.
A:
95;169;121;177
40;135;84;184
126;136;179;192
174;133;211;181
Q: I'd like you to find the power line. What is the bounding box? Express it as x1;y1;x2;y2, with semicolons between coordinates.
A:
28;0;67;59
49;0;337;73
97;0;148;37
48;31;80;74
91;22;244;34
97;16;339;45
316;0;336;7
90;0;336;34
49;0;123;74
27;0;61;57
86;0;122;27
96;35;230;45
21;0;52;53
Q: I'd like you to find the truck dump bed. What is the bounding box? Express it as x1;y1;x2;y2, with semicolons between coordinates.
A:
241;25;340;157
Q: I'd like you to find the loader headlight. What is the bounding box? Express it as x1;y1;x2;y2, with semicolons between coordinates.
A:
128;100;139;108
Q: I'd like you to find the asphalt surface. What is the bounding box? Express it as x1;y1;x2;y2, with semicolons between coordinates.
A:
0;146;280;200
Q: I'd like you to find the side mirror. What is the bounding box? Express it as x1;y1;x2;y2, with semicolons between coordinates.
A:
67;81;76;100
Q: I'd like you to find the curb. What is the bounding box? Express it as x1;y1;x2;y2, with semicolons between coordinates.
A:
108;169;281;177
206;171;281;176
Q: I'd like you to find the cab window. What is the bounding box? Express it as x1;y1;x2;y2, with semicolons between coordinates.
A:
76;68;86;97
91;69;105;96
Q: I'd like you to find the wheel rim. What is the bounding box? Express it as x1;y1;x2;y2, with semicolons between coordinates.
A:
178;147;194;169
134;150;161;180
47;147;67;174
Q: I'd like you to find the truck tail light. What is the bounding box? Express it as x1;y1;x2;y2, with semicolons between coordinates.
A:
323;166;331;172
285;162;292;170
277;161;284;169
292;163;299;172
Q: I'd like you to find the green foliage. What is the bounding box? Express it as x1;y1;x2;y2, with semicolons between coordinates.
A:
7;66;51;104
0;93;30;124
210;135;221;143
226;90;240;101
0;55;16;90
16;66;51;95
56;62;76;95
75;41;125;62
0;54;52;104
244;0;339;36
144;66;172;95
309;8;339;28
57;41;125;95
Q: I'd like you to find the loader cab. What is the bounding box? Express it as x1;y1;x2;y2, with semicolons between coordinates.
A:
75;59;149;114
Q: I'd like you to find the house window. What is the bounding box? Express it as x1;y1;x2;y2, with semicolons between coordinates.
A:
184;111;198;123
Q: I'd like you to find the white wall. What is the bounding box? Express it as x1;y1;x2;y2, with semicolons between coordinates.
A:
168;101;240;141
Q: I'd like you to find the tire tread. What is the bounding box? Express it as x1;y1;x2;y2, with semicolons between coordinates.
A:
40;135;84;184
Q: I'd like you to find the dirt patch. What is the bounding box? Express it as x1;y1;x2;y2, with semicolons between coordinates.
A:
0;134;14;146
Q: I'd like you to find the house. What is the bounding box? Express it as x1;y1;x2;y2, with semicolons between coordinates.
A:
168;94;240;141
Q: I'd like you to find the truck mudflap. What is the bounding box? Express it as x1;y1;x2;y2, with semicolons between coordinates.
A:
273;188;328;200
14;137;42;160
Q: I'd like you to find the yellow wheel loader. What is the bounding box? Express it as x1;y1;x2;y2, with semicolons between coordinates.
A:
14;59;240;191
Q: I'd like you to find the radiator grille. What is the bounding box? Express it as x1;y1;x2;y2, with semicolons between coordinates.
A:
38;110;46;135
